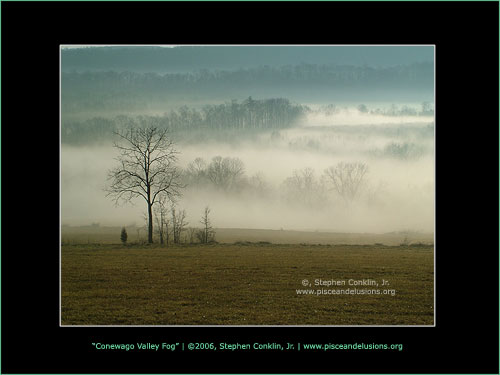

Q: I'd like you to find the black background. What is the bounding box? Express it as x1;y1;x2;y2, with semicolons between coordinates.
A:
2;1;499;374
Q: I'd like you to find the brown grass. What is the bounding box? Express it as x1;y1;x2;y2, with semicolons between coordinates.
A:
61;243;434;325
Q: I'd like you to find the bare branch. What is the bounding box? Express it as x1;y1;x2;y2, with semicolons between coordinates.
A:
324;162;369;202
105;124;184;243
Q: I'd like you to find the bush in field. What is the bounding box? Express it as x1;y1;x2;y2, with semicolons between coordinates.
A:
120;227;128;244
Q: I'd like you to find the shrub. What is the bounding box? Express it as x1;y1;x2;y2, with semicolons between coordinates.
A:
120;227;128;244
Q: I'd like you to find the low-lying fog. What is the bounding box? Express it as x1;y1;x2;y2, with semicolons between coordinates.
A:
61;107;434;234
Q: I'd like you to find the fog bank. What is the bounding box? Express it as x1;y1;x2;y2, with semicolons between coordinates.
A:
61;115;434;233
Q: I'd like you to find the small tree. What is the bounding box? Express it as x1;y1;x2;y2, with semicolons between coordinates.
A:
200;206;215;243
154;194;169;245
164;216;171;245
172;207;189;244
120;227;128;244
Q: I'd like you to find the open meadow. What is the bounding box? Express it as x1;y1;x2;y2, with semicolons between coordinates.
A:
61;240;434;326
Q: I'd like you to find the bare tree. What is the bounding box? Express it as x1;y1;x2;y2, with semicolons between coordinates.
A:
185;157;208;186
282;167;326;208
172;207;189;244
206;156;245;191
324;162;368;202
154;194;169;245
155;214;164;245
164;216;171;245
106;125;183;243
200;206;215;243
171;207;178;244
248;171;271;197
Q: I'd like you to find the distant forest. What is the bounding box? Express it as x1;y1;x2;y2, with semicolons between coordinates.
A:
61;63;433;112
61;46;434;72
61;97;434;146
62;97;307;145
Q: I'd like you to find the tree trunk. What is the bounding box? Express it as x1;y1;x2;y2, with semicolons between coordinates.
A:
159;214;164;245
147;202;153;243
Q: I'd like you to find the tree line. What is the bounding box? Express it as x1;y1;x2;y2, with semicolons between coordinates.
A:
61;46;434;73
183;155;370;207
62;62;433;111
62;98;306;144
62;62;433;92
61;99;434;146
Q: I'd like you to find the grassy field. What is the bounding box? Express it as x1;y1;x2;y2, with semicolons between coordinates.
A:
61;242;434;325
61;225;434;246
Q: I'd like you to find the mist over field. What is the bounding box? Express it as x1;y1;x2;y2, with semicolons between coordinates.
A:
61;45;434;236
61;110;434;233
